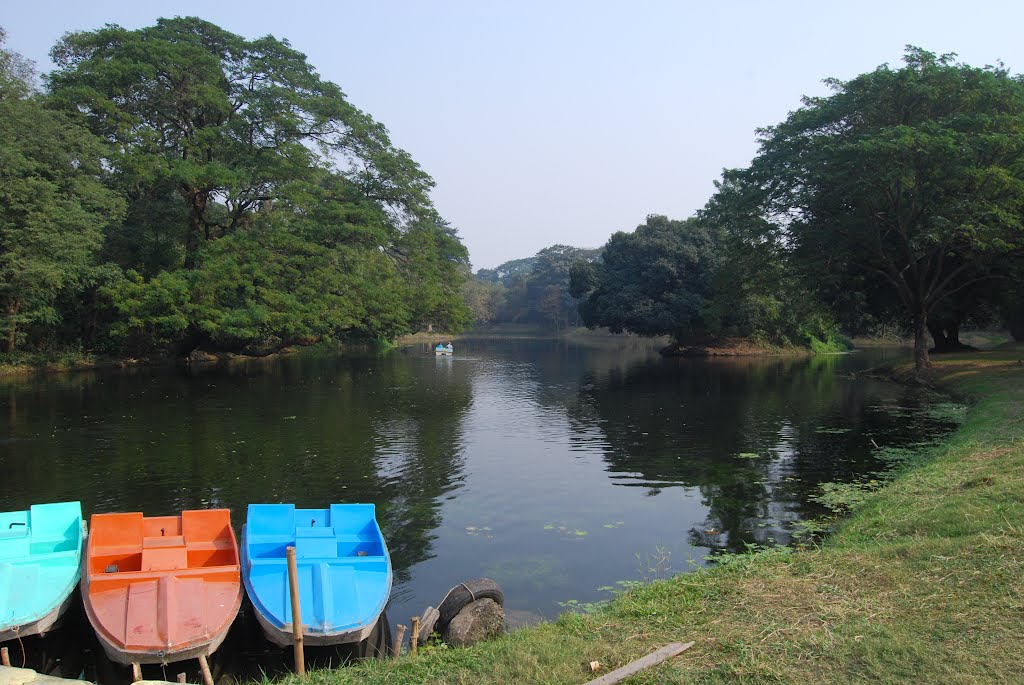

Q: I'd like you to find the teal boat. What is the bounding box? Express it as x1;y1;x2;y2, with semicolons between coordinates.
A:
241;504;392;647
0;502;84;642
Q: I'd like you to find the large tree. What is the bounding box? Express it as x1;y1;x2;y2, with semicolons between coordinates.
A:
48;17;434;269
0;30;123;353
699;169;837;346
570;215;723;342
751;47;1024;372
392;219;473;334
46;17;468;353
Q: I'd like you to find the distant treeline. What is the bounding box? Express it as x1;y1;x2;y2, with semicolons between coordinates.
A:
474;48;1024;372
0;20;471;360
464;245;602;331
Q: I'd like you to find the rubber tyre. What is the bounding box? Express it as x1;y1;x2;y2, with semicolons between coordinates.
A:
437;578;504;629
357;611;391;660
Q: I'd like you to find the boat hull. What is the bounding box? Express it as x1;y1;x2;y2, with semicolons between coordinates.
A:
252;609;379;648
83;568;243;665
242;504;392;648
82;510;242;665
0;588;74;642
0;502;83;641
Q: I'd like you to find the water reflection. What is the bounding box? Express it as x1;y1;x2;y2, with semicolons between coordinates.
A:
564;352;951;552
0;350;472;588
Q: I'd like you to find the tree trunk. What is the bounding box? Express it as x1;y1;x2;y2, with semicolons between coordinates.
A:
182;188;208;270
927;318;968;353
947;321;961;347
927;320;950;350
913;312;931;374
5;300;18;354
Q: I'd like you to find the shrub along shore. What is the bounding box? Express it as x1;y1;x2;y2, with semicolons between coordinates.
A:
278;344;1024;685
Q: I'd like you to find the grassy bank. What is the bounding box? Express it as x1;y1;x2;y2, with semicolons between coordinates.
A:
280;344;1024;685
0;350;151;377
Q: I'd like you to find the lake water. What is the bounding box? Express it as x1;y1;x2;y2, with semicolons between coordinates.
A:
0;337;954;677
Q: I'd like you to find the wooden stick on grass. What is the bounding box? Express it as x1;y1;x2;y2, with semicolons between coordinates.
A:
583;642;695;685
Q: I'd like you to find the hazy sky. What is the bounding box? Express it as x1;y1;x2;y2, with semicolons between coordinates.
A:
5;1;1024;269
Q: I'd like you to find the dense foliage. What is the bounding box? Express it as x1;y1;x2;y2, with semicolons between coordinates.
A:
570;48;1024;364
0;20;470;359
0;29;125;354
470;244;601;330
570;201;839;349
569;216;724;340
749;48;1024;370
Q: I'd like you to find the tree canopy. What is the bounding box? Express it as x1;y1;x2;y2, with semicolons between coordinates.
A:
570;215;723;341
0;17;473;357
0;30;124;353
750;47;1024;371
471;244;601;329
48;17;435;266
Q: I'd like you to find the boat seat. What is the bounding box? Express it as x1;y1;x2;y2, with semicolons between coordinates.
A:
186;540;234;550
246;504;295;536
0;528;29;540
247;534;294;545
143;535;185;548
7;549;78;564
0;538;30;560
141;543;188;571
295;536;337;559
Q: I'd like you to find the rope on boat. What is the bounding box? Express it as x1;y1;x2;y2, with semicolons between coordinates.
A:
14;625;25;668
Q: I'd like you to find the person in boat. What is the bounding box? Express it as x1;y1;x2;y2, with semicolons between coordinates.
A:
435;343;445;351
445;342;453;352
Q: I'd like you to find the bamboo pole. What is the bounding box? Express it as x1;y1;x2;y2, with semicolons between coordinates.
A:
131;663;143;682
197;655;214;685
286;546;305;676
583;642;694;685
410;616;420;656
392;624;407;659
0;647;9;667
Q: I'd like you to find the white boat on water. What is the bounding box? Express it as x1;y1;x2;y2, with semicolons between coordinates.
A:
434;343;454;356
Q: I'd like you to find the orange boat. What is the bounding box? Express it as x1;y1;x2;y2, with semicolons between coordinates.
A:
83;509;243;667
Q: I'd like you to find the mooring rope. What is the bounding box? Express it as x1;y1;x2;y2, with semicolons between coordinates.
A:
436;581;477;609
14;625;25;668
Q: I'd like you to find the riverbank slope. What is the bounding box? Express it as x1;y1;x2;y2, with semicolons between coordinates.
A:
292;344;1024;684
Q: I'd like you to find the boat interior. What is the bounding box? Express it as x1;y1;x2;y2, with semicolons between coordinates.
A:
88;510;239;592
243;504;390;634
0;502;81;559
246;504;386;562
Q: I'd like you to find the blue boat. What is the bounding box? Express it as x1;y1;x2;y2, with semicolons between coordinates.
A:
0;502;84;642
241;504;392;647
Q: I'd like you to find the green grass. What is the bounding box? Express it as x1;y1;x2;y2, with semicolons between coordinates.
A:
279;346;1024;684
